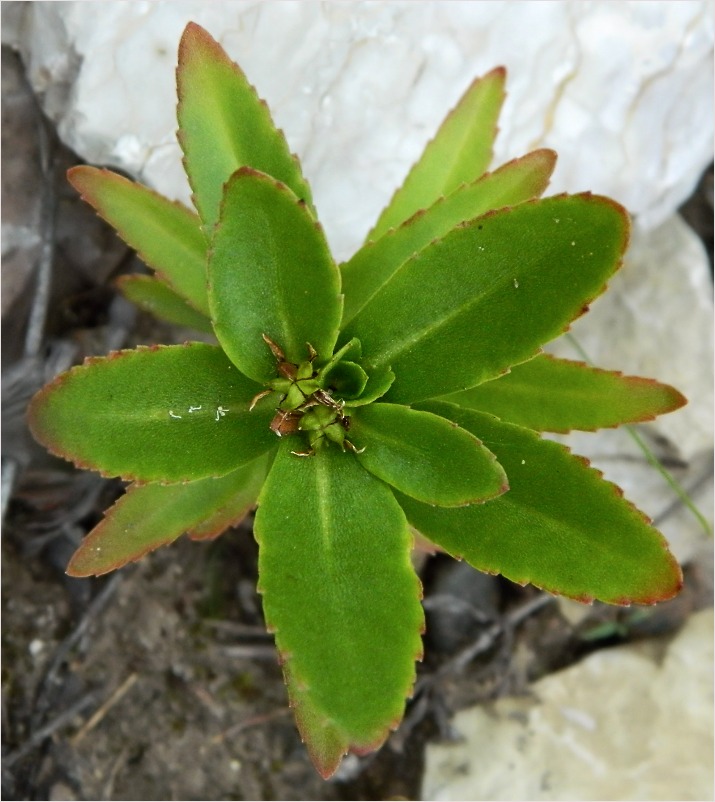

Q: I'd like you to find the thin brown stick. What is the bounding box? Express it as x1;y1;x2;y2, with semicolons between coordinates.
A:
70;672;139;747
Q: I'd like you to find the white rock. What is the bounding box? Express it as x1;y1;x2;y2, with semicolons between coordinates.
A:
422;608;714;801
6;1;714;260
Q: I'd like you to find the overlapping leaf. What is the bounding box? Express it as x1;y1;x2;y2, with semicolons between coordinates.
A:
27;343;276;483
68;166;209;314
342;194;630;404
185;454;274;542
255;443;423;778
67;453;271;576
367;67;506;241
402;402;682;604
441;353;687;431
348;403;508;506
117;275;213;333
341;149;557;325
177;22;314;229
209;169;342;382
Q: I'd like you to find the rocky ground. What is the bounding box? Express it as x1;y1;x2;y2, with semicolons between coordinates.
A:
2;41;712;801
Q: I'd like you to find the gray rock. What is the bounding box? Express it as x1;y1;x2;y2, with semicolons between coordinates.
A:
422;608;714;801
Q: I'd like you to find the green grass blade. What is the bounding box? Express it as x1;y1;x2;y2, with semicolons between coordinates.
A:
565;333;712;536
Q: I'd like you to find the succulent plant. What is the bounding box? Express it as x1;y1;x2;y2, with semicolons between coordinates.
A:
28;23;685;778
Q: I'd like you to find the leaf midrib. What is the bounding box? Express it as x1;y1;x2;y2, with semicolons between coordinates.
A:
369;273;502;369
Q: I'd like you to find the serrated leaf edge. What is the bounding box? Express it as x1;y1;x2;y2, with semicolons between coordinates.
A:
366;193;631;395
365;66;507;243
341;148;558;327
256;529;425;778
407;409;682;606
176;22;314;227
448;352;688;433
67;166;210;315
27;342;256;484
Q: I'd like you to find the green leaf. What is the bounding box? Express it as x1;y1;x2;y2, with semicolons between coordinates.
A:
187;450;273;540
344;365;395;407
117;275;214;334
27;343;277;483
367;67;506;241
209;168;342;382
341;149;557;325
67;166;209;314
349;403;508;506
255;442;423;778
441;353;687;432
402;402;682;605
177;22;314;230
319;360;368;399
341;194;630;405
67;453;271;576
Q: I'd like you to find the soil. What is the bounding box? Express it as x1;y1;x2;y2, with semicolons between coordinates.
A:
2;45;712;801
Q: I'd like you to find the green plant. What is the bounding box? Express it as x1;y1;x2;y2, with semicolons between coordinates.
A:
28;23;686;778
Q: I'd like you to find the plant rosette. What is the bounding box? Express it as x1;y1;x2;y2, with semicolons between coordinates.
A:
27;23;686;779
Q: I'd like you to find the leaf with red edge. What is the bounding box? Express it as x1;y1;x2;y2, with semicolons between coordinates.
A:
348;402;508;507
177;22;314;230
27;343;276;483
255;442;424;778
341;148;557;325
68;166;209;314
208;168;342;382
67;453;272;576
367;67;506;241
342;194;631;405
187;452;273;541
402;402;682;605
441;353;687;432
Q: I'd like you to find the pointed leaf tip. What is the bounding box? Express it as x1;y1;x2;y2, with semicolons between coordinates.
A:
345;193;631;404
66;454;269;576
28;343;276;483
349;403;508;506
407;402;683;605
177;22;314;228
341;146;560;326
442;354;688;432
367;65;507;241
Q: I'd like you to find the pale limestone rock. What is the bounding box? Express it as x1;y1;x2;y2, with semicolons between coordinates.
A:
422;608;714;801
5;1;713;260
